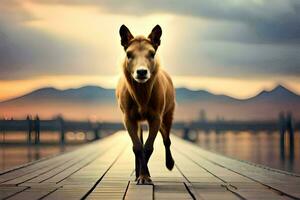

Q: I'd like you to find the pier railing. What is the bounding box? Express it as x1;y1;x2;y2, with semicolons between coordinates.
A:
0;114;298;145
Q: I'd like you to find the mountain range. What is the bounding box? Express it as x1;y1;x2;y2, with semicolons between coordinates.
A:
0;85;299;121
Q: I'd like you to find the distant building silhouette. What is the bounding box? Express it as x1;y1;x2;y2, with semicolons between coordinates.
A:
199;109;207;122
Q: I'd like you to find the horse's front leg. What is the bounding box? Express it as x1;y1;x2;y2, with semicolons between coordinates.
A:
124;116;151;184
144;115;161;176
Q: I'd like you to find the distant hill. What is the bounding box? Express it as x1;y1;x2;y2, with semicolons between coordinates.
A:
0;84;299;121
245;85;300;103
1;86;115;104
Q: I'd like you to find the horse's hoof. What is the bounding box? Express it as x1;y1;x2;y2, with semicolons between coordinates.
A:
136;175;153;185
166;157;175;170
134;176;140;181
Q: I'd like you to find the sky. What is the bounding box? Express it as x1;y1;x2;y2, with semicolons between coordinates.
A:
0;0;300;101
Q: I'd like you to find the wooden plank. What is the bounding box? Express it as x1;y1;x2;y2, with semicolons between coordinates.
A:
148;134;186;183
1;131;299;200
171;135;300;199
46;134;128;184
149;135;195;200
86;144;133;199
154;182;193;200
172;137;287;199
173;148;241;200
173;150;222;183
28;138;117;185
87;181;129;200
3;152;91;185
123;132;192;200
6;133;122;186
192;183;241;200
125;183;153;200
41;150;106;184
38;185;92;200
0;154;74;184
227;183;292;200
1;133;125;199
178;152;252;184
0;186;28;199
5;186;60;200
42;133;129;199
0;133;120;184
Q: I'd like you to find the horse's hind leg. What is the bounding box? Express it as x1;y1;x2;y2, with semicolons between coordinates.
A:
160;110;175;170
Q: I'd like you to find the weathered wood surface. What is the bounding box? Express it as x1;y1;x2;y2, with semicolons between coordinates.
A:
1;131;299;200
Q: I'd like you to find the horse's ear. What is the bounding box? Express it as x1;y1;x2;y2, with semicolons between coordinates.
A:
148;25;162;50
119;25;134;49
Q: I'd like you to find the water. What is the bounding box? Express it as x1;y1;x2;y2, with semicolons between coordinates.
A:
175;131;300;174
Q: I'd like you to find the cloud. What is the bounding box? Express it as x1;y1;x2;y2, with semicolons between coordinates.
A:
165;39;300;78
198;41;300;77
0;22;94;79
0;0;299;81
0;1;118;80
31;0;300;44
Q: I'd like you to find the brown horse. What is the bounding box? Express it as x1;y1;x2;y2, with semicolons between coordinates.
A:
116;25;175;184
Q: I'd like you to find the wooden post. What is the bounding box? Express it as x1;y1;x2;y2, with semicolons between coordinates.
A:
279;112;285;160
58;117;65;144
94;123;101;140
26;115;32;144
34;115;40;145
286;112;294;160
183;123;190;141
94;129;99;140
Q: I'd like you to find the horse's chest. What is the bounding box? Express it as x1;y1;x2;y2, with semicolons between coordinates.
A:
127;92;156;121
138;106;148;119
130;103;149;121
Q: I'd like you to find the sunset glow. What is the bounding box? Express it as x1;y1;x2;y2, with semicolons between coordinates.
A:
1;75;300;102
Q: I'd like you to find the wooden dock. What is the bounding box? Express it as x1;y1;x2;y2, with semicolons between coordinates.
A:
1;131;299;200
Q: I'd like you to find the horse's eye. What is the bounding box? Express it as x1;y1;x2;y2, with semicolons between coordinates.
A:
127;52;134;60
149;51;155;59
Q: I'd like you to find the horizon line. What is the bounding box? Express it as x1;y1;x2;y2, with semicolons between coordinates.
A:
0;82;298;104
